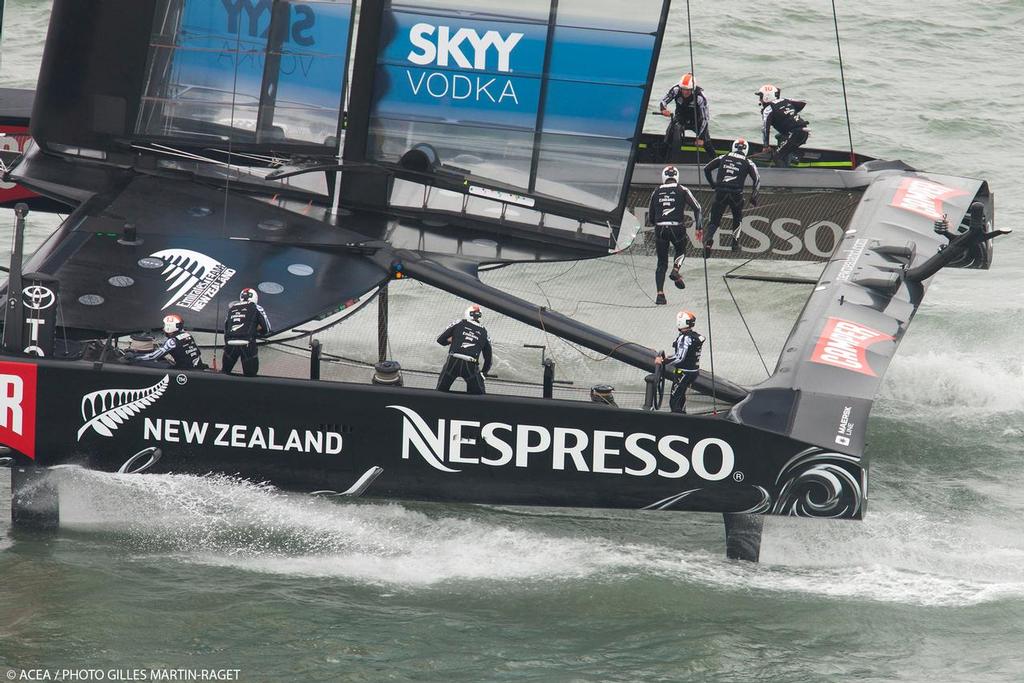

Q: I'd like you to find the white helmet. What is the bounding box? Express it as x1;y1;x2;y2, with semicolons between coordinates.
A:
465;304;482;323
732;138;749;156
662;165;679;183
757;83;780;106
163;313;183;335
678;72;695;92
240;287;258;305
676;310;696;330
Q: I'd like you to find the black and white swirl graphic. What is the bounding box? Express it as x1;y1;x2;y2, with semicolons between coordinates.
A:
772;448;864;518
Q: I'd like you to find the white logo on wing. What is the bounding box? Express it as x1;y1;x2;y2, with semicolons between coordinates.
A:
150;249;237;312
78;375;170;440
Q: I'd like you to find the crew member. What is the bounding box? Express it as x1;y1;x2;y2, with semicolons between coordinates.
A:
647;165;702;305
659;73;715;160
702;138;761;252
757;84;809;167
221;287;272;377
655;310;704;414
125;314;207;370
436;305;492;394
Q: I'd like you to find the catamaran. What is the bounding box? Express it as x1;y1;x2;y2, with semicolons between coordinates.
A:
0;0;1006;561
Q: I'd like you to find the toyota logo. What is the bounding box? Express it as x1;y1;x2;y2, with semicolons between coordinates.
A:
22;285;56;310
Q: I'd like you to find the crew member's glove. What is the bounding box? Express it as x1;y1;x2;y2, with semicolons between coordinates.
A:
695;138;704;146
660;107;672;118
695;229;704;244
749;192;759;208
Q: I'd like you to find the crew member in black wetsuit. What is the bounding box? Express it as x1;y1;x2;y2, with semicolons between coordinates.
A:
222;287;272;377
757;84;809;167
436;305;492;394
647;165;702;305
655;310;704;414
659;73;715;160
125;314;207;370
703;138;761;252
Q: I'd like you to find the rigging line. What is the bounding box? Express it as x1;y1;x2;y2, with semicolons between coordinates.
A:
722;260;771;378
686;0;717;413
832;0;857;167
684;0;703;176
212;24;247;371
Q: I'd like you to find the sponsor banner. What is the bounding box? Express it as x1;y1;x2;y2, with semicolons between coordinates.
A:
151;248;237;312
21;276;60;357
75;373;343;457
628;186;861;261
0;361;37;459
810;317;894;376
142;418;342;455
368;2;664;217
388;404;736;482
890;177;968;221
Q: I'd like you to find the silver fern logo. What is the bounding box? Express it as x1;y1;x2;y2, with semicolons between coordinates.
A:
77;375;170;440
150;248;237;312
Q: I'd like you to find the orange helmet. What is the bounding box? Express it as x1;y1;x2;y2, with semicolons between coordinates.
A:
679;73;695;91
677;310;696;329
163;313;183;335
757;83;780;105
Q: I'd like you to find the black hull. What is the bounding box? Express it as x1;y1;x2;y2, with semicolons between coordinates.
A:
1;356;865;519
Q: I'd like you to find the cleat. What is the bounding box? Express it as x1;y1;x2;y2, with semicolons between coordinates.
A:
655;291;667;305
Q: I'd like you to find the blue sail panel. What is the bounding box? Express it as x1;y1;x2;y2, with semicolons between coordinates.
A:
136;0;354;148
365;0;668;221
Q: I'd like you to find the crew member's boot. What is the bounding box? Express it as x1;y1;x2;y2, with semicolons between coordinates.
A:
668;258;685;289
655;291;667;305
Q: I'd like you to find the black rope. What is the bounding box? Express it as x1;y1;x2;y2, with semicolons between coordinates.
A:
832;0;857;167
722;261;771;377
686;0;717;413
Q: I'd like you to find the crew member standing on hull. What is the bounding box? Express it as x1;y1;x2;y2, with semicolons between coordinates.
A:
757;84;810;167
436;304;492;394
222;287;272;377
125;314;207;370
655;310;704;414
659;73;715;160
647;165;702;305
702;138;760;252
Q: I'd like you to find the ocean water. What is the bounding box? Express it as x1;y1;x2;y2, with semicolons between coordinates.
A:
2;0;1024;681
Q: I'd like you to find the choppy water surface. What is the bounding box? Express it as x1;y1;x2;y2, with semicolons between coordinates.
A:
2;0;1024;680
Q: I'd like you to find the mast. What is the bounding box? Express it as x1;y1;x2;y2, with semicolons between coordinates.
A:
2;202;27;353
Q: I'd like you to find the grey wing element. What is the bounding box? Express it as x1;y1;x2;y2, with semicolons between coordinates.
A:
77;375;170;439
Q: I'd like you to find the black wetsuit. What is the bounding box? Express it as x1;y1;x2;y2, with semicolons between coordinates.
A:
222;300;272;377
667;329;704;414
703;153;761;247
128;330;207;370
647;182;702;292
436;319;492;394
660;85;715;159
761;98;809;167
